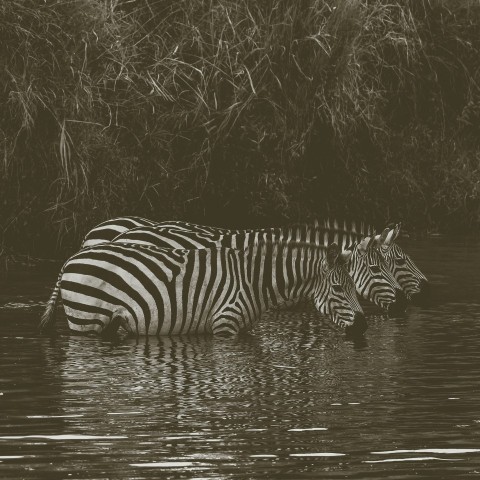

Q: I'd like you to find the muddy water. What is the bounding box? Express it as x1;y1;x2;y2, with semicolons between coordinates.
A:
0;237;479;479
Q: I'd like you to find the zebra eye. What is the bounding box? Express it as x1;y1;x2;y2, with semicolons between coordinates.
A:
396;258;406;266
332;284;343;293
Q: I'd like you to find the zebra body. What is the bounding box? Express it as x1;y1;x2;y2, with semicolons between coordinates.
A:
111;222;405;312
40;241;365;336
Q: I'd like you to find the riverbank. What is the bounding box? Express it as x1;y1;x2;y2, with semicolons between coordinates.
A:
1;0;479;258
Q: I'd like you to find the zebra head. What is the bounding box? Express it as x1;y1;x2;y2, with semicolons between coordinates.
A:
377;224;429;305
346;235;407;314
314;243;366;336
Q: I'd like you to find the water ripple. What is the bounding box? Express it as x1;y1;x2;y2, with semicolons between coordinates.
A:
1;239;480;478
0;435;128;440
372;448;480;455
365;457;459;463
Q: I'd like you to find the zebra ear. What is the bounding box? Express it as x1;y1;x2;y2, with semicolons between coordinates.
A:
327;242;339;267
339;249;352;264
346;242;356;251
385;222;402;244
357;237;368;253
385;227;397;245
368;235;377;250
376;228;390;246
393;222;402;240
357;233;373;253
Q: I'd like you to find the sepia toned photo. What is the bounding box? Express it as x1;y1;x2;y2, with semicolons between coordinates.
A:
1;1;479;478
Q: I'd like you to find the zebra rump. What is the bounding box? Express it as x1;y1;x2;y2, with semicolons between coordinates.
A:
80;216;158;248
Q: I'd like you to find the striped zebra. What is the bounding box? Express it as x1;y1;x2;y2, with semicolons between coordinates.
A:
315;219;429;304
110;222;406;313
81;216;427;306
40;241;366;337
375;224;429;304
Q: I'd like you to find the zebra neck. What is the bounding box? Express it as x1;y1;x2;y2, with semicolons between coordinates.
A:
222;223;366;250
241;243;321;312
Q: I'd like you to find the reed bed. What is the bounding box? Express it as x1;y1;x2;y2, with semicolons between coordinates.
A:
1;0;479;257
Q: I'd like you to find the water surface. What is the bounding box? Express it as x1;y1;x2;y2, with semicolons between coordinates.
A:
1;237;480;479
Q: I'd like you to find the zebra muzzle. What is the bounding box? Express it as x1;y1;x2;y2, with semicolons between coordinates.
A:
345;312;367;336
387;289;408;314
410;279;430;306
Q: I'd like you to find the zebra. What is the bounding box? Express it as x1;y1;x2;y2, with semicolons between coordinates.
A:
40;241;366;337
110;222;406;314
375;224;429;305
80;216;426;308
317;219;429;305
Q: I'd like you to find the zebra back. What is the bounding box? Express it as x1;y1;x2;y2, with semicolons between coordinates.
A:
82;216;375;250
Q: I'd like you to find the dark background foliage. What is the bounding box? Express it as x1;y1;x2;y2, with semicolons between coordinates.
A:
1;0;479;258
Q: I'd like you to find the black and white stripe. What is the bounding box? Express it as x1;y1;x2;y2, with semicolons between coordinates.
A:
40;241;365;336
377;224;429;304
81;216;158;248
111;222;404;312
345;236;406;312
322;219;427;307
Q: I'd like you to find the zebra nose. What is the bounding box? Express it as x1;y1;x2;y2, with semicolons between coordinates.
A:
388;289;408;314
345;312;367;336
410;279;430;306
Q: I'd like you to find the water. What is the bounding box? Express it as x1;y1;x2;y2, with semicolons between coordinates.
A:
1;237;479;479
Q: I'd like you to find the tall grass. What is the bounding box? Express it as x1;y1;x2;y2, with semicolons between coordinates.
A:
1;0;479;257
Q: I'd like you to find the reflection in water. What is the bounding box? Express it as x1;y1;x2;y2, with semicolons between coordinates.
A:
0;238;480;478
0;300;47;310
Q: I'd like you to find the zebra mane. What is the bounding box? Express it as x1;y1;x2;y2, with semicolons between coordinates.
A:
217;220;377;253
320;218;375;236
242;240;356;273
277;218;375;235
246;219;374;235
246;238;329;250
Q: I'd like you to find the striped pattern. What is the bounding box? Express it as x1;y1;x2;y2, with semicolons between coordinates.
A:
81;218;369;249
80;216;427;308
378;224;429;301
346;237;405;312
111;222;403;312
40;241;365;336
322;219;428;304
81;216;158;248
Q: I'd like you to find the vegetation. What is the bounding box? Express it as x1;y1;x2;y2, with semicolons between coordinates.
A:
1;0;479;258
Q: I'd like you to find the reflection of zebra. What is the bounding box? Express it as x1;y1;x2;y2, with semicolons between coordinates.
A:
40;240;365;337
111;222;405;313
